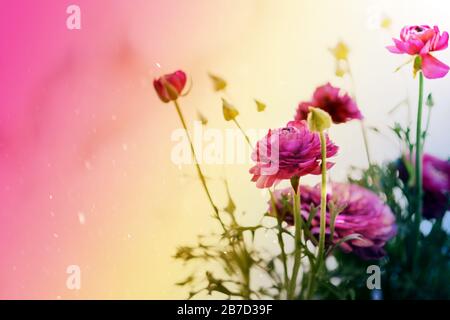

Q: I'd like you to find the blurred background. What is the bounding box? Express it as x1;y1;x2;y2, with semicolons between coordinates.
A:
0;0;449;299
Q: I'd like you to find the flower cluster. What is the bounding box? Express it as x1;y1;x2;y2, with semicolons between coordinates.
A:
159;22;449;300
269;183;397;260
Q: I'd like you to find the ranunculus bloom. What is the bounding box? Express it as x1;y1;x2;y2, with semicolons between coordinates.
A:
269;183;397;260
397;154;450;219
295;83;362;124
249;121;338;188
153;70;187;103
387;25;449;79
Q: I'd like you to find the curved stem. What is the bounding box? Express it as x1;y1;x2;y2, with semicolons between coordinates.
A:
233;118;252;149
288;182;302;299
413;72;424;264
173;100;225;231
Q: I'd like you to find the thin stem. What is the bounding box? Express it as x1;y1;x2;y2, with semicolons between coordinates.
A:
305;130;328;299
413;72;424;264
233;118;253;149
269;190;289;297
360;120;373;167
305;259;315;299
422;102;433;149
317;131;328;266
288;183;302;299
173;100;226;231
347;60;373;168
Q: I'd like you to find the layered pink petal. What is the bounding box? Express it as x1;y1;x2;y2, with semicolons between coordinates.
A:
435;31;449;51
421;54;450;79
386;45;403;54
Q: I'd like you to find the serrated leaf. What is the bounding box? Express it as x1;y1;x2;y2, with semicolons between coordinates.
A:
222;98;239;121
208;73;227;91
255;99;266;112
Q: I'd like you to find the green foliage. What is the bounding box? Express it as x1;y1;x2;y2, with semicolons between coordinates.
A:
323;161;450;299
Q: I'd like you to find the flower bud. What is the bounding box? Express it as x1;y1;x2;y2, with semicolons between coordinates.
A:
222;98;239;121
153;70;187;103
307;107;332;132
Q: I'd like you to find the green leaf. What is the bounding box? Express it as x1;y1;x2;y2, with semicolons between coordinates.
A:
222;98;239;121
255;99;266;112
326;233;362;255
175;275;195;286
394;57;414;73
208;73;227;91
328;201;346;241
223;179;237;216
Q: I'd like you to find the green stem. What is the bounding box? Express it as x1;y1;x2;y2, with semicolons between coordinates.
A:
413;71;424;264
269;190;290;297
305;259;315;299
347;60;373;169
306;131;328;299
422;101;433;149
317;131;328;266
233;118;253;149
173;100;225;231
288;182;302;299
360;121;373;168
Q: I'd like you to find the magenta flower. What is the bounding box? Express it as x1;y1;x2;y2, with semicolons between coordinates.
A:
398;154;450;219
153;70;187;103
387;25;449;79
295;83;362;124
249;121;338;188
269;183;397;260
423;154;450;193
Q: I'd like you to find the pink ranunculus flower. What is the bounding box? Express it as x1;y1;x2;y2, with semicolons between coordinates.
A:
398;154;450;219
249;120;338;188
269;183;397;260
387;25;449;79
153;70;187;103
295;83;362;124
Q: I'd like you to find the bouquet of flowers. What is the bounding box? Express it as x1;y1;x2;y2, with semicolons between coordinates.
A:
154;24;450;300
